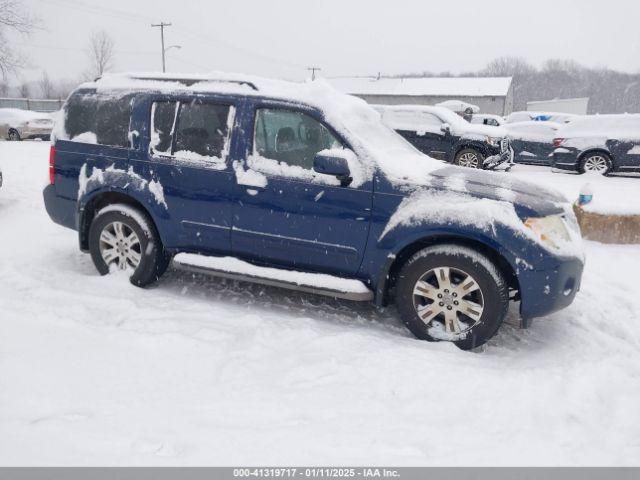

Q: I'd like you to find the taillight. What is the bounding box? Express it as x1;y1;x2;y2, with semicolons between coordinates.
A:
553;138;565;147
49;145;56;184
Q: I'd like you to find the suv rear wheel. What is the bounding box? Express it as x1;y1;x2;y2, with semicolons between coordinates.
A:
395;245;509;350
454;148;483;169
88;204;170;286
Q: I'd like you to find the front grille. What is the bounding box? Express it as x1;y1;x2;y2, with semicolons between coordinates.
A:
501;138;509;152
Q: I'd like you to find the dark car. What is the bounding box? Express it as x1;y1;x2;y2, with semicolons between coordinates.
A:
43;73;584;350
505;121;562;165
376;105;513;170
552;114;640;175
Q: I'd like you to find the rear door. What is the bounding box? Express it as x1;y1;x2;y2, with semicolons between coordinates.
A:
128;95;239;253
230;102;372;276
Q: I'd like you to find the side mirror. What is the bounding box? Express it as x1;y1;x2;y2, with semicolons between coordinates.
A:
440;123;451;134
313;151;352;186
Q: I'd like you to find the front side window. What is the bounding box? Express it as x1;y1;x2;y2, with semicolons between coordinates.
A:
150;99;233;164
253;108;343;170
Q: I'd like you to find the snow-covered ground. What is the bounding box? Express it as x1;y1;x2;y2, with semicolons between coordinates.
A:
1;142;639;466
509;164;640;215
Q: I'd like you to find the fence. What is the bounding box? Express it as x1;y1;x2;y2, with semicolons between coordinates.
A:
0;97;64;113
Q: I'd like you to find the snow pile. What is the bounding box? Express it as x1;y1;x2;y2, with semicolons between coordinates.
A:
509;165;640;216
174;253;370;294
232;160;268;188
78;164;167;208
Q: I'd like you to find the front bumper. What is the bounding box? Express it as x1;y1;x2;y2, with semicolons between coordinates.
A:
484;146;514;170
518;256;584;326
43;184;77;230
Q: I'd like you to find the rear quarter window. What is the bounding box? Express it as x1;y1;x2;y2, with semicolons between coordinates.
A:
64;91;135;148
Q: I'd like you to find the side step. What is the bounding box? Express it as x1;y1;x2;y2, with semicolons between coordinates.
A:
173;253;374;302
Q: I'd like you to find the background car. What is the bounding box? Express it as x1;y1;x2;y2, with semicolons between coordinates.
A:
505;111;577;124
552;114;640;175
505;121;562;165
376;104;513;169
0;108;54;141
471;113;504;127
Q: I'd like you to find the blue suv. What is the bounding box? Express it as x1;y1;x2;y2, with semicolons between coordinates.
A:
43;73;585;350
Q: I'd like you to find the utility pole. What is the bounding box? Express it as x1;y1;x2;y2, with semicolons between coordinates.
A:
151;22;172;73
307;66;321;80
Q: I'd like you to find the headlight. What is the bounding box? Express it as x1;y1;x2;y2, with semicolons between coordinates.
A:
485;136;500;147
524;214;571;250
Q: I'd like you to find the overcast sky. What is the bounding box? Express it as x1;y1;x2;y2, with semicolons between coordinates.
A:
10;0;640;84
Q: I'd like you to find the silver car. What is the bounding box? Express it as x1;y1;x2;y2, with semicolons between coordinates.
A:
0;108;54;141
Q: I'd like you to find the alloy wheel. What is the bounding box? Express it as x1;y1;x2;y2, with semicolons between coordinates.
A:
583;155;609;174
98;221;142;271
412;266;485;335
457;152;479;168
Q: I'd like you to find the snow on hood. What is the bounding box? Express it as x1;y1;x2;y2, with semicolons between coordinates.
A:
427;166;567;216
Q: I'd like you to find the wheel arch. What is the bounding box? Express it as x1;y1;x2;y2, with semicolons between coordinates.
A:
78;191;161;252
578;148;614;169
454;142;489;159
375;234;519;307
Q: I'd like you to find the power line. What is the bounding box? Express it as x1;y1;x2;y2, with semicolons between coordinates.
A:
307;66;322;80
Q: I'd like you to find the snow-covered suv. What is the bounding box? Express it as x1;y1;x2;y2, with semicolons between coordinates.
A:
43;73;584;350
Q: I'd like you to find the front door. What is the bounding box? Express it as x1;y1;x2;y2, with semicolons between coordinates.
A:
231;105;372;276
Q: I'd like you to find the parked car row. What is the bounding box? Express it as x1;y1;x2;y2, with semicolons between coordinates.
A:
376;105;513;170
376;104;640;176
0;108;54;141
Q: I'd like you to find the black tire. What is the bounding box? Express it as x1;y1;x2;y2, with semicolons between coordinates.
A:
88;204;170;287
578;152;612;175
395;245;509;350
454;148;484;169
8;129;21;141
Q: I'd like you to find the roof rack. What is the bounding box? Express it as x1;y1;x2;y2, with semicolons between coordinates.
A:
121;74;259;91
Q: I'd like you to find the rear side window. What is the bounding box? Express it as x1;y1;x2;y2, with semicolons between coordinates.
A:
64;91;134;148
150;99;234;164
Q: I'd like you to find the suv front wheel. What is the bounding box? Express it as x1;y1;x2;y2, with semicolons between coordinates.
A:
395;245;509;350
454;148;484;169
88;204;170;286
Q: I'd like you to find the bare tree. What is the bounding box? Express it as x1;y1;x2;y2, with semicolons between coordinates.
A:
38;71;54;98
0;0;37;77
482;56;537;79
18;79;29;97
86;30;115;79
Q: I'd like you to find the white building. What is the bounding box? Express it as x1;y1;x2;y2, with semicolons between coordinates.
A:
328;77;514;116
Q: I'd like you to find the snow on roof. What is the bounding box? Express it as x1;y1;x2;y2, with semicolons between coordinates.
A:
328;77;512;98
71;71;445;185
